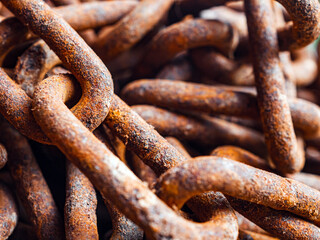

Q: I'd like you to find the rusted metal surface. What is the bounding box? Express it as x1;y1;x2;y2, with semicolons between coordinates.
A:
276;0;320;50
104;199;143;240
0;143;7;169
65;161;98;240
246;0;300;174
122;80;320;139
156;156;320;225
14;40;61;97
131;105;267;157
230;198;320;240
93;0;173;62
0;1;137;64
2;0;113;132
236;212;268;235
0;0;318;238
212;145;320;191
0;120;64;240
238;230;278;240
0;182;18;239
135;17;239;77
32;74;239;240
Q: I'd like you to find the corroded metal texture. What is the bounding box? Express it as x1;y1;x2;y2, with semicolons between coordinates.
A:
32;74;239;240
131;105;266;157
211;145;320;191
93;0;173;62
0;182;18;239
104;199;143;240
0;1;137;63
230;198;320;240
156;156;320;225
245;0;301;174
14;40;61;97
135;17;239;77
276;0;320;50
122;80;320;139
0;143;7;169
1;0;113;132
0;120;64;240
65;161;98;240
238;230;278;240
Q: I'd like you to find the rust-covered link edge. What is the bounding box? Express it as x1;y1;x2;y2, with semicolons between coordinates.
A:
156;156;320;226
122;80;320;139
1;0;113;132
31;74;239;240
0;1;137;64
93;0;173;62
0;142;7;169
65;161;98;240
0;181;18;239
245;0;301;174
134;17;239;77
0;120;65;240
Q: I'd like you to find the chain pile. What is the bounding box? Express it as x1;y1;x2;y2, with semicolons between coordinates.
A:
0;0;320;239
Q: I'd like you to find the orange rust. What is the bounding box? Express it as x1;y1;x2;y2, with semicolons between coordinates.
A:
65;162;98;240
32;74;239;240
0;182;18;239
93;0;174;62
0;120;64;239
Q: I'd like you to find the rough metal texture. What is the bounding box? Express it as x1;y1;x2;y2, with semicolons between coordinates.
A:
122;80;320;139
93;0;173;62
135;17;239;77
238;230;278;240
156;156;320;225
32;74;239;240
276;0;320;50
0;1;136;63
14;40;61;97
0;182;18;239
65;161;98;240
211;145;320;191
0;143;7;169
131;105;266;157
0;120;64;240
104;96;238;227
104;199;143;240
245;0;301;174
1;0;113;132
230;198;320;240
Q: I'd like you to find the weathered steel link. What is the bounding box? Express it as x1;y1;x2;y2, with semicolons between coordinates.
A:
135;17;239;77
0;143;7;170
0;1;137;64
104;199;143;240
156;156;320;225
65;161;98;240
31;74;239;240
0;182;18;239
247;0;300;174
122;80;320;139
211;146;320;191
231;198;320;240
131;105;267;157
0;0;318;238
0;119;64;240
93;0;173;62
2;0;113;132
14;40;61;97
